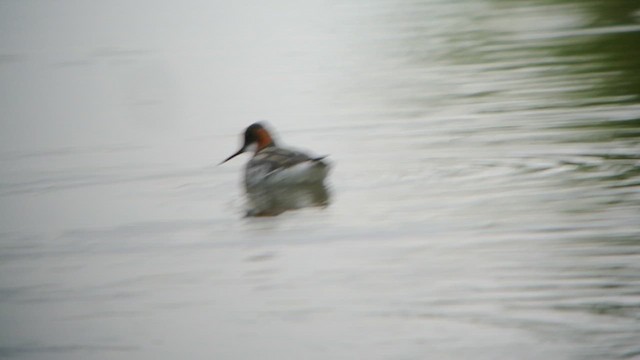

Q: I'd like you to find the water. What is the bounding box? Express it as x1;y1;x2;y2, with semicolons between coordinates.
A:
1;0;639;359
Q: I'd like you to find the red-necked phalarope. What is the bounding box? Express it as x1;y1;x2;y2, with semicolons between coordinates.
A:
221;122;330;215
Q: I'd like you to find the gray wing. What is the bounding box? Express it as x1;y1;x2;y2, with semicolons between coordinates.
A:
245;147;328;188
253;147;326;173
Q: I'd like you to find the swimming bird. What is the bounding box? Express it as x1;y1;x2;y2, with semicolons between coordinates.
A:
220;122;330;215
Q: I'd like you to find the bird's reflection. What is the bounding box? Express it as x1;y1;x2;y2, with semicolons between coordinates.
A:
245;183;330;217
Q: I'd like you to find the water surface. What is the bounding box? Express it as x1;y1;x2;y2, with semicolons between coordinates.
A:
1;0;639;359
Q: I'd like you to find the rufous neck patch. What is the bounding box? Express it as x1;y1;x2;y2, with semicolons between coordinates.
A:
255;128;274;151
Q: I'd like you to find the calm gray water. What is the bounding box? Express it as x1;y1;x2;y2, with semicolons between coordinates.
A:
1;0;640;359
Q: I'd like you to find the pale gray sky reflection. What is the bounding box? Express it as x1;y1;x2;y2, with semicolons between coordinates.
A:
1;0;639;359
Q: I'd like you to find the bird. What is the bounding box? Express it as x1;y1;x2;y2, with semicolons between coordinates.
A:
220;122;330;215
